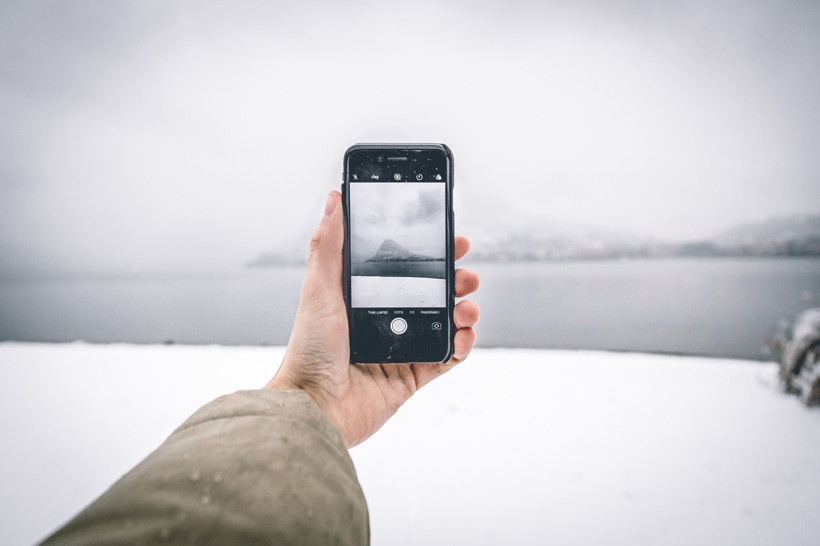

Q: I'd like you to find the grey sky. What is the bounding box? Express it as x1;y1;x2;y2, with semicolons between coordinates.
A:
1;0;818;278
350;182;445;262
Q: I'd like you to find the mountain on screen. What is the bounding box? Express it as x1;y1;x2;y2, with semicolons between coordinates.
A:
366;239;443;262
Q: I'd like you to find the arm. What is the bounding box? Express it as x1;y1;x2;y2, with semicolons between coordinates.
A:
42;191;479;544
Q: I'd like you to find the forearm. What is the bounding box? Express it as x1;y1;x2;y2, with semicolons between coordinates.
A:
42;390;369;545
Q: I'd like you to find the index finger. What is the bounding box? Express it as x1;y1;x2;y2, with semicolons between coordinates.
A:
455;236;470;261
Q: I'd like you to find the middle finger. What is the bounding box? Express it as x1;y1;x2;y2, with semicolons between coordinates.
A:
455;268;480;297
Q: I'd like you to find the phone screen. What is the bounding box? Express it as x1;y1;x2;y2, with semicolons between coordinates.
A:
345;147;452;363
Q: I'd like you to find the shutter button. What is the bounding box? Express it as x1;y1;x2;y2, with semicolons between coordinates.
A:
390;318;408;335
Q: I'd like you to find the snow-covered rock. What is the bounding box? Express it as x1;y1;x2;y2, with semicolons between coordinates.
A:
779;307;820;405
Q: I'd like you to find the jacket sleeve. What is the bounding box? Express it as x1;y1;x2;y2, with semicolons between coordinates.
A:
41;389;369;545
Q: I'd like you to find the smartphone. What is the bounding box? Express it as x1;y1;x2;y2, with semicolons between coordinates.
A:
342;143;455;364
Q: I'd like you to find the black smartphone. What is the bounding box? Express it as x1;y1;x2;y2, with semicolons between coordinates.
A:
342;143;455;364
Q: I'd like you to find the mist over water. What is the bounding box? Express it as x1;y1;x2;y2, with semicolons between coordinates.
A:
2;258;818;360
470;259;820;359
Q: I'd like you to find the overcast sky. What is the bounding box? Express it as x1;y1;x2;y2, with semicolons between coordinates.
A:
350;182;446;262
1;0;818;278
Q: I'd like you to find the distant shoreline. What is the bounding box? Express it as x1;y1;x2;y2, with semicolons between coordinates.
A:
245;254;820;270
0;339;777;364
2;255;818;282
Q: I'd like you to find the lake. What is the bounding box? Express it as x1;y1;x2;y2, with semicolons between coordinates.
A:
1;258;818;360
353;260;445;279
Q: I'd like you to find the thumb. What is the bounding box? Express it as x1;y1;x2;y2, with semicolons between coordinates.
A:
302;191;344;301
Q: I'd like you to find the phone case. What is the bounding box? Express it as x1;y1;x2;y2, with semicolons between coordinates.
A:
342;143;455;364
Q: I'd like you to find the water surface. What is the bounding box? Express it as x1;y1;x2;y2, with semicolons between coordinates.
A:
2;258;818;360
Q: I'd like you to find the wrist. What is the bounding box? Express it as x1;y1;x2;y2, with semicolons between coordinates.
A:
266;375;353;446
264;374;300;392
265;370;332;422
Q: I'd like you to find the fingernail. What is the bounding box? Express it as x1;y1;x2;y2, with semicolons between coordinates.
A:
324;192;336;217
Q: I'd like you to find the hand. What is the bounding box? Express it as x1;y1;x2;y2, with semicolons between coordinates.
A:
265;191;480;447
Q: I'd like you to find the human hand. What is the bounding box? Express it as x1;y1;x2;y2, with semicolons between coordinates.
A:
265;191;480;447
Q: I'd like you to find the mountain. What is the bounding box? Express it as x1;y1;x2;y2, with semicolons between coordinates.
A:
714;215;820;248
463;214;820;262
365;239;442;262
663;214;820;258
464;218;652;262
245;214;820;268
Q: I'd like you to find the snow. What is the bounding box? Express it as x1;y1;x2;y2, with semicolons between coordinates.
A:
0;343;818;546
351;276;446;307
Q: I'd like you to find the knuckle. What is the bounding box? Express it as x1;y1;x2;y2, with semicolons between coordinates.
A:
309;229;324;254
400;375;416;399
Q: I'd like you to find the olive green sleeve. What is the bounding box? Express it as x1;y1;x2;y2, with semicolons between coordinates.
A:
41;390;369;545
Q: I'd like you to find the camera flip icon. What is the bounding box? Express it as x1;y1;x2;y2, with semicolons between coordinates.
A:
431;322;442;330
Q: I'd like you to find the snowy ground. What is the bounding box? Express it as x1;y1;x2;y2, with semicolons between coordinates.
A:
351;275;446;307
1;343;817;546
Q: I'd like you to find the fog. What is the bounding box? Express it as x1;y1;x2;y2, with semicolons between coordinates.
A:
1;0;818;279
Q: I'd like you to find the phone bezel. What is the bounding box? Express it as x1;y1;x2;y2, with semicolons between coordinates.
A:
342;143;455;364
